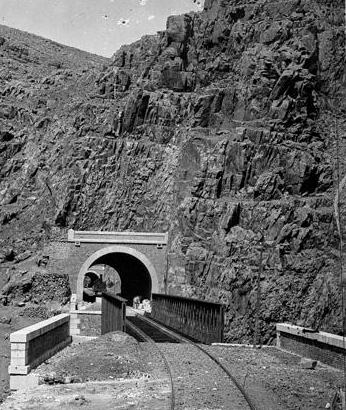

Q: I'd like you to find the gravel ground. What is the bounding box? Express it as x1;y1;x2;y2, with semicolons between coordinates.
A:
1;319;343;410
0;378;172;410
36;332;149;382
159;343;250;410
204;345;342;410
2;334;174;410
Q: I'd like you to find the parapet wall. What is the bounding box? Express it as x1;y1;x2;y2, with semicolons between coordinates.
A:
277;323;345;370
9;314;71;390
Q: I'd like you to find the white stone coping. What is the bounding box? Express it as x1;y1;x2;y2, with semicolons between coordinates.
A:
277;323;346;350
211;343;274;348
70;310;101;315
67;229;168;245
10;314;70;343
71;335;98;343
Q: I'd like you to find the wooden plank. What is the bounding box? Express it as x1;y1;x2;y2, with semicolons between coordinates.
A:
101;292;127;335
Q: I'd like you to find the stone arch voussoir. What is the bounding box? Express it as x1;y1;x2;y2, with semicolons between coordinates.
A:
76;245;159;302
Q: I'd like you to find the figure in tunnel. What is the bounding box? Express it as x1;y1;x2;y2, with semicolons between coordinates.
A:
133;295;141;309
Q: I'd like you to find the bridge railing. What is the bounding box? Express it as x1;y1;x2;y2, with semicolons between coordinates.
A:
151;293;224;344
101;292;127;335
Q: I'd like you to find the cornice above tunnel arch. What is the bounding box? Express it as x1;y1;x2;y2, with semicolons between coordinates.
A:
76;245;159;302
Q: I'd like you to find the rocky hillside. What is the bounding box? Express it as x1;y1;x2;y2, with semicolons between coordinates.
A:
0;24;109;291
1;0;345;342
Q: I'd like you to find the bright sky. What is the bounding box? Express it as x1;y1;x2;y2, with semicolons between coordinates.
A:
0;0;204;57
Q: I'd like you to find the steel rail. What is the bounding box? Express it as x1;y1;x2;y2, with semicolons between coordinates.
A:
125;320;175;410
135;314;258;410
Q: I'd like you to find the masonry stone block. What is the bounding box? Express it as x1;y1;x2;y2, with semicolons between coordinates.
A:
44;231;168;301
10;350;27;359
10;374;40;390
10;357;27;366
11;343;27;351
276;323;346;370
8;365;31;375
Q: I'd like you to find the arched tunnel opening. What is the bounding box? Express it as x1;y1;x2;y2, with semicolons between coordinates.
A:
83;252;152;304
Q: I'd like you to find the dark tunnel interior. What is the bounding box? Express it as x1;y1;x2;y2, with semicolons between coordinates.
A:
89;252;152;303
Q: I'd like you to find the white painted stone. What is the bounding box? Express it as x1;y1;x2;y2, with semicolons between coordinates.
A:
8;365;30;375
10;357;27;366
10;350;27;359
10;343;27;351
10;373;39;390
67;229;74;241
69;318;81;324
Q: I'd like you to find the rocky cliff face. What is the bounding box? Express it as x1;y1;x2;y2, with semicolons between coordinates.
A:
1;0;345;342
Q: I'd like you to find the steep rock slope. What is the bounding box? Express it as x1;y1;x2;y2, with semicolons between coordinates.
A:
1;0;346;342
0;24;109;290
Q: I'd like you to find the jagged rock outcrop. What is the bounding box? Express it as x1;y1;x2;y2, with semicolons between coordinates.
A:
1;268;70;305
0;0;345;342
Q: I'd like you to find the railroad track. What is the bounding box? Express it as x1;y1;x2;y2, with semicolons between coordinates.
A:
126;316;176;410
126;314;258;410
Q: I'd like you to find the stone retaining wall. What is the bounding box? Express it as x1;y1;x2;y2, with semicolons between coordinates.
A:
277;323;345;369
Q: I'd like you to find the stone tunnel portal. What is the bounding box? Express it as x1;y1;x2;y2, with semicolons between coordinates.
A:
76;245;159;304
90;253;151;302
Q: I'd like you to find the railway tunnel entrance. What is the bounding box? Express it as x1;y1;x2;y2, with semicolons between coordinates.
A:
83;252;152;303
76;245;159;304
